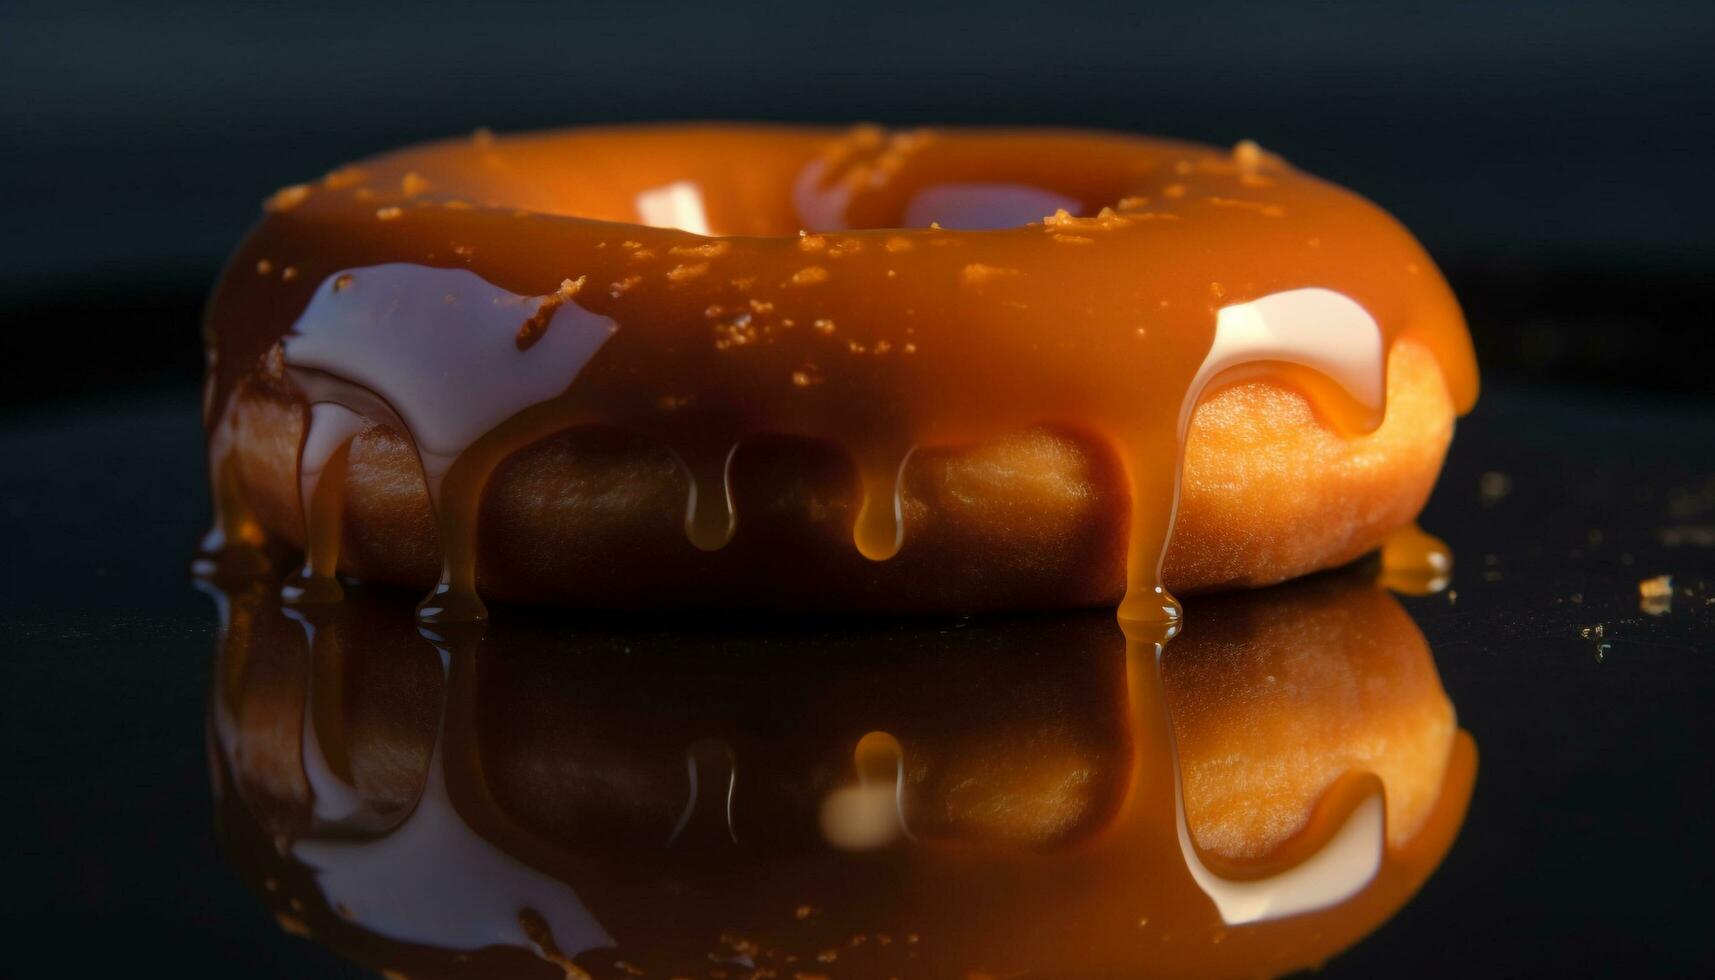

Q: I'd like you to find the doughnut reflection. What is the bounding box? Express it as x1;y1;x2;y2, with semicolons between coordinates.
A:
205;571;1473;979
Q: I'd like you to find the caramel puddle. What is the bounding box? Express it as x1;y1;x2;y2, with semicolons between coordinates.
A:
201;124;1477;622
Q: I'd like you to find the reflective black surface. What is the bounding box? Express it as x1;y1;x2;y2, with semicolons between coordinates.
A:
2;380;1712;977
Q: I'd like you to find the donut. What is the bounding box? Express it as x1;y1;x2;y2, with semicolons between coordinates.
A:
209;572;1474;978
200;124;1477;621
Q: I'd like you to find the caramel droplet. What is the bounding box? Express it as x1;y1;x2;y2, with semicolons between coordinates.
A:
851;449;911;561
679;444;739;551
400;172;432;198
1378;524;1453;595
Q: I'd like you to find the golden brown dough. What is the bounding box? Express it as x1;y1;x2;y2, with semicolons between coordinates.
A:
229;339;1453;614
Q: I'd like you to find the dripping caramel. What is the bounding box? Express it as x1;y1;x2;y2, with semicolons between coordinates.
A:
200;124;1478;622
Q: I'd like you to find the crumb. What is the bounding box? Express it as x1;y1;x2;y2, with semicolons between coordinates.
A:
1581;623;1612;662
960;263;1017;286
322;166;365;189
670;241;731;259
265;184;312;212
787;265;830;286
516;277;586;349
1478;471;1512;507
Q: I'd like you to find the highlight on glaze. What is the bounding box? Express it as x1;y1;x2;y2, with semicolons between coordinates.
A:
198;124;1478;623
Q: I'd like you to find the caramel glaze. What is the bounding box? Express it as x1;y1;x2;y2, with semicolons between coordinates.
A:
207;571;1473;979
201;124;1478;623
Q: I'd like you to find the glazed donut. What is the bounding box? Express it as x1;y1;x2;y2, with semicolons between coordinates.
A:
201;125;1477;621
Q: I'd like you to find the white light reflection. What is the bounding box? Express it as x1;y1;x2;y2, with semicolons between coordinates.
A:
1187;288;1386;434
636;180;711;235
1176;788;1386;925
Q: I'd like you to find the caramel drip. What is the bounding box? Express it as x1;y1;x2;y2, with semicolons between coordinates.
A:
281;403;365;605
280;267;616;622
676;443;738;551
201;125;1479;623
670;739;740;845
850;446;912;561
194;409;271;580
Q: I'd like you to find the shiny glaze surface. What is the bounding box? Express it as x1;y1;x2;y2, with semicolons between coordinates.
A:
208;569;1473;979
200;125;1477;622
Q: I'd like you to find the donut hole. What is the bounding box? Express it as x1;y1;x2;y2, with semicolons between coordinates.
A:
409;126;1146;236
898;183;1084;230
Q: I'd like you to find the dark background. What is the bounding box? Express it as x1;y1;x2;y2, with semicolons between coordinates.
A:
2;0;1713;409
3;2;1714;978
